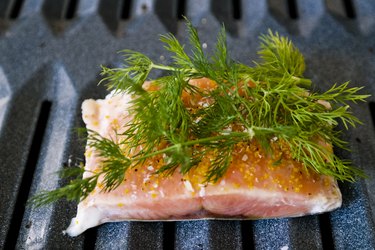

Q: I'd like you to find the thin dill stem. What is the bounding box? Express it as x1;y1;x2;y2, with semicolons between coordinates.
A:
291;76;311;87
151;63;180;71
134;132;249;160
133;125;295;161
151;63;199;75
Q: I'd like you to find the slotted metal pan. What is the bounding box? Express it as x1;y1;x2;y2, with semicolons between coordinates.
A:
1;0;375;249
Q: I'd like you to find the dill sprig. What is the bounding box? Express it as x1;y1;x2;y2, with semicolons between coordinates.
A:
30;130;132;207
31;19;369;206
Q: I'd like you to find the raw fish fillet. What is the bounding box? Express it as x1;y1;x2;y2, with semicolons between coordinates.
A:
66;79;342;236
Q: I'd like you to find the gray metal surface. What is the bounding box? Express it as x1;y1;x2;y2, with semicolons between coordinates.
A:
0;0;375;249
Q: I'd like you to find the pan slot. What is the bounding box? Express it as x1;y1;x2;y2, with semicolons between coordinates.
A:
65;0;78;20
120;0;132;20
325;0;358;34
43;0;79;20
84;227;98;249
342;0;356;18
3;100;52;249
9;0;24;19
267;0;300;33
177;0;186;20
326;0;356;19
318;213;335;249
370;102;375;129
99;0;133;35
163;222;175;249
61;0;78;20
268;0;299;20
155;0;178;34
232;0;242;20
211;0;240;36
0;0;24;20
287;0;298;19
241;221;255;250
42;0;80;33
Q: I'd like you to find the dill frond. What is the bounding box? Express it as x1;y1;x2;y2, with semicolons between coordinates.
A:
29;170;98;207
31;20;370;206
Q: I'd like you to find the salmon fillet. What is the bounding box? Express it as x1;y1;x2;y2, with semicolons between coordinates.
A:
65;78;342;236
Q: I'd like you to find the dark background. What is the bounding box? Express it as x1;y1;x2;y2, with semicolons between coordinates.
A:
0;0;374;249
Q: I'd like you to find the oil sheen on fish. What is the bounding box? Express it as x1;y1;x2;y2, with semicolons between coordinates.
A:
66;78;342;236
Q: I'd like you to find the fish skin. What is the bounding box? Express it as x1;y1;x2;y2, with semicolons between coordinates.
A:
66;79;342;236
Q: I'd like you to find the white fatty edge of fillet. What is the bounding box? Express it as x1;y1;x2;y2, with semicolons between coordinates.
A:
65;187;342;237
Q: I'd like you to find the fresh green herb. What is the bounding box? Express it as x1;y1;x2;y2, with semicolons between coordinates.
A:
31;19;369;206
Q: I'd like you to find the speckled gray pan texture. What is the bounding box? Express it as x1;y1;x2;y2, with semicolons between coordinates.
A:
0;0;375;249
